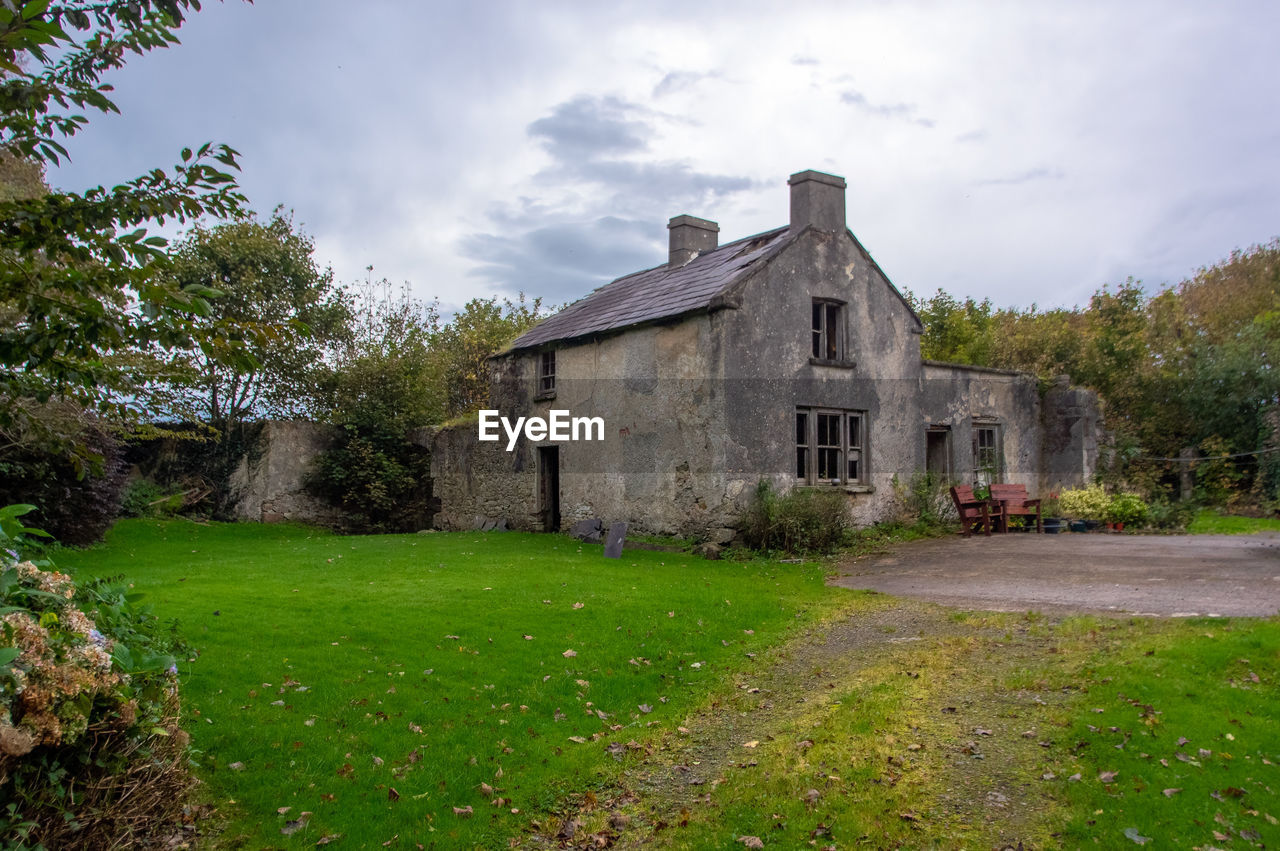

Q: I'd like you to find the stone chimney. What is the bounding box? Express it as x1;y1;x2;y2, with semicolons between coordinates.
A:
788;169;847;233
667;214;719;267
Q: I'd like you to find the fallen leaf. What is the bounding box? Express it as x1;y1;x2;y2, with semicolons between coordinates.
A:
975;727;993;736
1068;773;1082;782
281;812;312;835
563;649;577;658
228;761;246;771
315;834;342;846
573;602;584;609
737;837;764;849
387;787;400;801
277;806;292;815
1123;827;1151;845
1099;771;1118;783
523;635;533;640
639;704;652;714
453;806;473;817
743;740;759;749
1162;788;1181;797
568;736;587;743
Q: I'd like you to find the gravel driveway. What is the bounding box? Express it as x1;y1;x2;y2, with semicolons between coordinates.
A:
831;532;1280;617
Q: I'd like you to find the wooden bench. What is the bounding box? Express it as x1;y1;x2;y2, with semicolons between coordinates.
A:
950;485;1003;537
988;483;1042;533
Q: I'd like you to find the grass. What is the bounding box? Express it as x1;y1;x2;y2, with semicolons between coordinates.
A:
56;519;846;848
605;611;1280;849
53;519;1280;848
1189;509;1280;535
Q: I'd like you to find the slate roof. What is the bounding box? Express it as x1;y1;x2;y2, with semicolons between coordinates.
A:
509;226;794;351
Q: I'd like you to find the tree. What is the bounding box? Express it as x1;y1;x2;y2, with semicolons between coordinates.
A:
311;280;441;532
432;294;547;419
160;211;351;430
0;1;250;457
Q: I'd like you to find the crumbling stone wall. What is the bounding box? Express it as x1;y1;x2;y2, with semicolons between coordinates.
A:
228;420;345;525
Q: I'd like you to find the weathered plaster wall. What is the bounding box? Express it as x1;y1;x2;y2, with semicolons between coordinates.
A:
1040;377;1103;493
715;227;925;525
920;362;1043;490
431;316;737;536
228;420;345;525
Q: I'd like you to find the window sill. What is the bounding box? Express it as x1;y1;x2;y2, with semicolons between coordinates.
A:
534;390;556;402
795;483;875;495
809;357;856;369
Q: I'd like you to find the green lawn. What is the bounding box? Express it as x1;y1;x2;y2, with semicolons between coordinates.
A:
54;520;1280;848
1189;510;1280;535
57;520;845;848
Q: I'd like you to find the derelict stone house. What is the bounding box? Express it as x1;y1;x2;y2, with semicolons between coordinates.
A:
431;169;1101;537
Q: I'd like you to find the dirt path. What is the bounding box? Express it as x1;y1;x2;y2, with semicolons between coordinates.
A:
519;598;1072;849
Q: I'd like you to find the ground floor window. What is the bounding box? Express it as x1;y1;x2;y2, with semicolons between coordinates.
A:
973;422;1002;486
796;407;866;485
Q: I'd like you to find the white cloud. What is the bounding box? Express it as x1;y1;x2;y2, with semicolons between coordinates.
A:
46;0;1280;312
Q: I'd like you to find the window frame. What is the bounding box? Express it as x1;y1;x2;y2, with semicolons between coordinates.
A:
795;405;868;486
972;421;1003;486
810;298;847;364
537;349;556;397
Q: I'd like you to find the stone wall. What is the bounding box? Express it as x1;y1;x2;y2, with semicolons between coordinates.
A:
228;420;345;525
1040;376;1103;493
429;421;538;531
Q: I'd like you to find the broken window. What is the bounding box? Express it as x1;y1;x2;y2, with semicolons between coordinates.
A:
811;300;844;361
539;350;556;395
796;406;867;485
973;423;1002;486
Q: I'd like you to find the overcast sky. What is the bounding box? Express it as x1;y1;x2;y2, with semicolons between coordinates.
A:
49;0;1280;312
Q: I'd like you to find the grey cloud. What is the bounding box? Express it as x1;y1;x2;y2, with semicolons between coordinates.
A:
791;55;819;66
975;167;1065;186
652;70;720;97
954;130;988;143
528;95;653;162
461;216;662;303
460;95;758;299
840;89;935;128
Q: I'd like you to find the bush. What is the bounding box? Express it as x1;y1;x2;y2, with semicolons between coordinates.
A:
890;471;955;529
738;480;851;555
0;415;129;546
118;479;185;519
0;506;191;848
1146;498;1194;530
1107;492;1149;526
1059;484;1112;522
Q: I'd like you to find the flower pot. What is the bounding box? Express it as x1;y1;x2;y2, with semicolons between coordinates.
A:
1084;520;1101;531
1069;520;1087;533
1043;518;1064;534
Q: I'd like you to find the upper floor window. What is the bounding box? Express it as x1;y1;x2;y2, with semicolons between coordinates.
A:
539;350;556;395
796;407;866;485
811;299;847;363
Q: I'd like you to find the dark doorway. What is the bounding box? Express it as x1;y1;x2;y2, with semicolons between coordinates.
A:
538;446;560;532
925;427;951;479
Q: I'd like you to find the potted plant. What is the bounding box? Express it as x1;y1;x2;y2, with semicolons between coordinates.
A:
1106;492;1148;531
1059;484;1110;530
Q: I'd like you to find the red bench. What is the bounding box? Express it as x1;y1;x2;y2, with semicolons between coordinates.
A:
988;483;1042;533
950;485;1003;537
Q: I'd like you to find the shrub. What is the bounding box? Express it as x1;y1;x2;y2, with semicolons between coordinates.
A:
1146;498;1194;530
1107;492;1149;526
890;472;955;529
0;506;191;849
0;415;129;546
738;480;851;555
1058;484;1112;522
118;479;185;519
